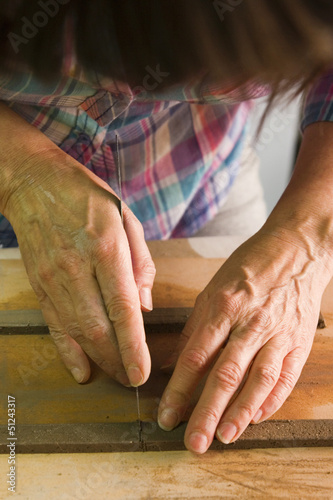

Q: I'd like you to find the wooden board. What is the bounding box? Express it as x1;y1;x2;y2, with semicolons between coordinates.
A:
0;240;226;311
1;448;333;500
0;239;333;453
1;327;332;453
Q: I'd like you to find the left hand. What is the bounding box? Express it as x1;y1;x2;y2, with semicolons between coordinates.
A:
157;224;333;453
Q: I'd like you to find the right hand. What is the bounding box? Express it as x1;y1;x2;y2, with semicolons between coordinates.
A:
5;148;156;386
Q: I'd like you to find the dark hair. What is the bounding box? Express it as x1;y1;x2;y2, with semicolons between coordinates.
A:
1;0;333;99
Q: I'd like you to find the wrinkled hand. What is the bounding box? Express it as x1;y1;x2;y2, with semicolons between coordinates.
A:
158;227;332;453
7;149;155;386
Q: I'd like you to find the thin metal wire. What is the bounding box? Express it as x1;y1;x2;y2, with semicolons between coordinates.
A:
115;133;142;434
115;133;123;223
135;387;141;424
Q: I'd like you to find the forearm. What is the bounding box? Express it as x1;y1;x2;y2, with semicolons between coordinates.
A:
263;121;333;276
0;102;61;216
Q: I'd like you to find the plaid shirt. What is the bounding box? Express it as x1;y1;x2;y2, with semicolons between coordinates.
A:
0;65;332;247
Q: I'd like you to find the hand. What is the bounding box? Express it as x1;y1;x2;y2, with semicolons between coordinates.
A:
6;149;156;386
157;226;333;453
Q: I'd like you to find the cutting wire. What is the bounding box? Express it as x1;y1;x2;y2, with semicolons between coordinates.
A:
115;133;142;436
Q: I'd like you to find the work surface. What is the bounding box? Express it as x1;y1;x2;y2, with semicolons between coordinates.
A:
0;237;332;499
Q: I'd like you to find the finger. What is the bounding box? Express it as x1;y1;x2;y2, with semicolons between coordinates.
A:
37;248;133;385
183;345;255;453
66;272;132;386
161;289;221;370
251;346;308;424
27;269;94;384
215;341;287;444
40;297;91;383
158;308;232;433
94;234;151;387
182;315;277;454
123;207;156;312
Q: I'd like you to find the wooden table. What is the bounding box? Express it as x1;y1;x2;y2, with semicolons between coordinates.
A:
0;237;332;499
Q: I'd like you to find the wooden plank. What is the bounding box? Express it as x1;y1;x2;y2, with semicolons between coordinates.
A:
0;307;325;334
0;448;332;499
0;247;224;312
1;420;332;454
0;308;193;334
1;321;332;426
1;315;332;453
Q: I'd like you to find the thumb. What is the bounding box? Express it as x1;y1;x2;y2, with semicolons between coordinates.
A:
123;206;156;312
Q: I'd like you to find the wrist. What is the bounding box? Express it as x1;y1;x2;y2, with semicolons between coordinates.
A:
1;146;62;219
261;122;333;278
263;209;333;275
0;103;63;217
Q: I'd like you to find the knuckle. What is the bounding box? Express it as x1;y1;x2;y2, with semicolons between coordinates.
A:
49;328;66;342
137;256;156;278
213;360;243;390
254;364;280;387
37;262;55;282
93;238;119;262
49;330;70;356
213;291;241;320
119;338;142;358
267;391;285;409
237;402;256;419
180;348;208;374
165;388;190;407
54;252;82;277
81;319;110;343
279;370;296;392
66;323;85;341
248;310;272;335
197;406;220;425
133;256;156;284
107;295;136;324
292;344;308;359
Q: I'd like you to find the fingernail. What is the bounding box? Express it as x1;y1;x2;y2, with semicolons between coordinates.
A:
217;423;237;444
158;408;179;431
187;432;208;454
252;409;263;424
116;370;131;387
71;367;85;384
127;365;144;387
140;287;153;311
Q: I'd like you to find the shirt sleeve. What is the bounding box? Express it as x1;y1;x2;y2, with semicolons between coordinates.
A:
302;68;333;131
